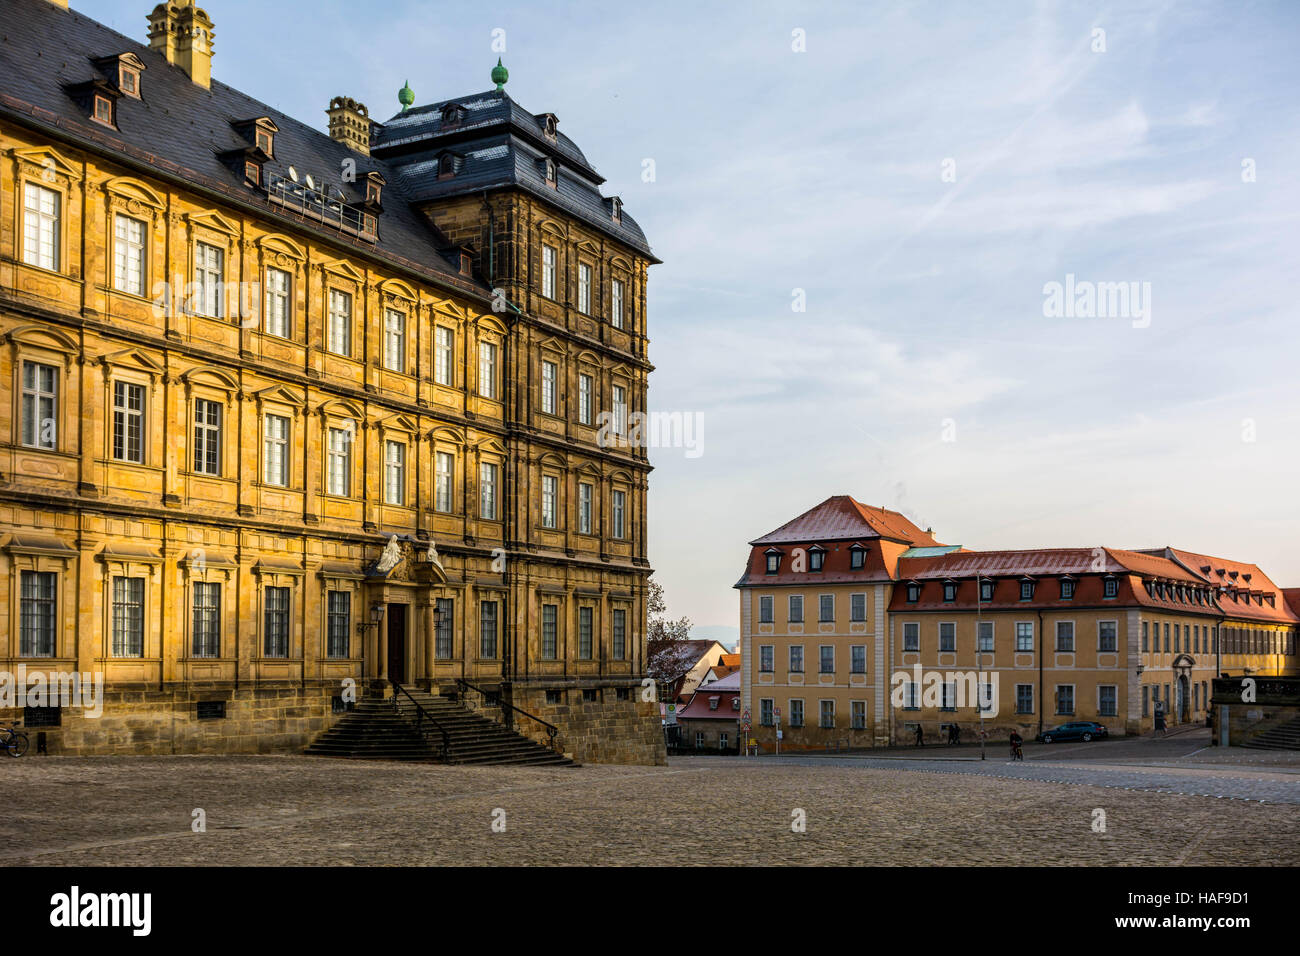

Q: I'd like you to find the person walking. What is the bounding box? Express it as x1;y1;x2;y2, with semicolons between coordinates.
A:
1009;729;1023;761
952;723;961;746
1154;707;1167;737
914;724;924;747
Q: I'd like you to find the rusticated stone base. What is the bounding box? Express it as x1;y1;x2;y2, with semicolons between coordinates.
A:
0;684;343;756
507;679;666;766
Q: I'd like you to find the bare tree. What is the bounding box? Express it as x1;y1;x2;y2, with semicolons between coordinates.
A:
646;579;694;695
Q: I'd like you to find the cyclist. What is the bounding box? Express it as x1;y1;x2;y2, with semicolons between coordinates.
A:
1008;729;1024;761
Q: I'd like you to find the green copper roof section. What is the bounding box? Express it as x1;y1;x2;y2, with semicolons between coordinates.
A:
491;58;508;91
398;79;414;111
900;545;964;558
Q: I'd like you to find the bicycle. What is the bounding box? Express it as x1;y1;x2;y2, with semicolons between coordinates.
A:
0;725;29;758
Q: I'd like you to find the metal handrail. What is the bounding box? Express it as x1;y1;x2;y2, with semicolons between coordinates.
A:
391;682;451;761
455;678;562;753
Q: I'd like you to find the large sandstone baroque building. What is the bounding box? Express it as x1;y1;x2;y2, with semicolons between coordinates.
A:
0;0;664;763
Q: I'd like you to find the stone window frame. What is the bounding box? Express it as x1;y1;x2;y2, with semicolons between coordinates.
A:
1054;683;1076;716
475;443;505;522
537;454;566;532
610;602;629;661
179;367;238;480
576;602;597;660
576;259;594;315
101;351;163;469
609;478;630;541
14;148;80;276
429;427;463;516
475;585;507;661
97;545;163;661
103;179;164;302
318;405;361;501
5;325;77;454
575;474;597;537
937;620;957;652
473;317;507;401
179;550;236;660
253;564;304;661
609;257;634;331
1097;683;1119;717
432;319;457;387
4;537;76;661
537;340;565;418
317;566;364;662
376;415;416;510
319;259;366;362
182;210;239;321
254;388;304;490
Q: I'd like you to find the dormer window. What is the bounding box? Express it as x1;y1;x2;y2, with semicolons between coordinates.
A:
849;545;865;570
1020;580;1035;601
93;94;115;126
942;581;957;603
1060;578;1075;600
610;196;622;222
906;583;920;603
364;171;386;208
441;103;466;128
544;158;557;187
539;113;558;139
979;579;994;602
1103;576;1119;599
232;117;279;158
438;152;458;179
244;161;260;186
809;546;825;572
119;66;140;97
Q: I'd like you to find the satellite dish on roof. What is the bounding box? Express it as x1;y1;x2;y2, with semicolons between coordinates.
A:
288;165;299;182
305;174;316;190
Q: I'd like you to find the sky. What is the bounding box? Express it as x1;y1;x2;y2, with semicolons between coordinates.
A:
86;0;1300;641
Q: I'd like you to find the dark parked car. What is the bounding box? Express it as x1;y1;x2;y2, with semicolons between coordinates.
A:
1036;721;1109;744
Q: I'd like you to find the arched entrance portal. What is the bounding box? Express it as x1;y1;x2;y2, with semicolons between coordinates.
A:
1178;674;1190;724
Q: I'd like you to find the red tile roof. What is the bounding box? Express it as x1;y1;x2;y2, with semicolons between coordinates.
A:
750;495;940;547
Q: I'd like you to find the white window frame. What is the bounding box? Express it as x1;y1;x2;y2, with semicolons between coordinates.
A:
383;308;406;373
193;397;222;476
541;474;558;528
263;413;290;487
327;288;352;356
22;182;60;271
434;325;454;385
112;380;146;464
20;360;58;450
384;440;406;505
113;213;146;296
435;451;454;513
541;359;558;414
193;242;224;318
611;278;624;329
578;373;594;425
542;244;557;299
578;482;593;534
578;262;592;313
327;427;351;497
478;340;497;399
480;462;498;519
612;489;626;539
264;267;291;338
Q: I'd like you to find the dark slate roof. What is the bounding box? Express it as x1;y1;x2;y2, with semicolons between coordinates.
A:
0;0;492;296
374;90;656;260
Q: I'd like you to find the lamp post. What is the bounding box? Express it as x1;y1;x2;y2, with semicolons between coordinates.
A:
976;575;985;759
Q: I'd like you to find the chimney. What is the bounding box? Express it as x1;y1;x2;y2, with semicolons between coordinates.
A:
147;1;215;89
327;97;371;155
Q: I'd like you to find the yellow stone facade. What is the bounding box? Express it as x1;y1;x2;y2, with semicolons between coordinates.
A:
0;2;664;763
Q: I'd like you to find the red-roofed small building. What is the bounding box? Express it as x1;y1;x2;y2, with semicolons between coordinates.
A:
675;670;741;752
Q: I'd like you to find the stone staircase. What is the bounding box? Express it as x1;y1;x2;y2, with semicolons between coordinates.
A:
305;685;575;766
1243;715;1300;751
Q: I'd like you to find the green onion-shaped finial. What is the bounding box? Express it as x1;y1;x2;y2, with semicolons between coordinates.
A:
491;58;508;92
398;79;415;112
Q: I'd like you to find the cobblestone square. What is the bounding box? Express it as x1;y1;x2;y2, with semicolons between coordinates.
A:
2;748;1297;866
